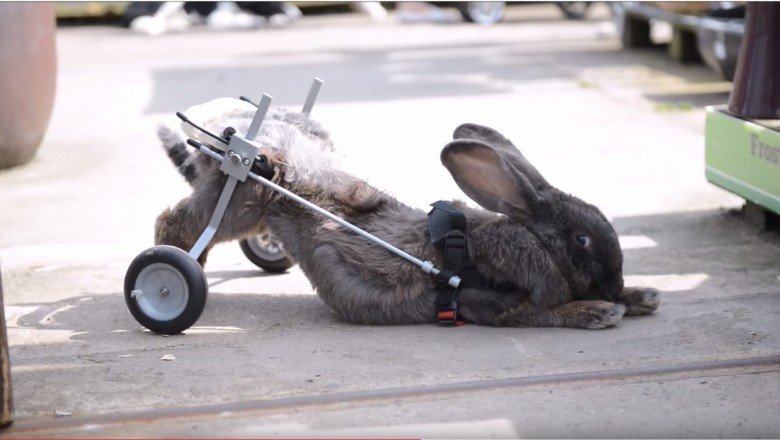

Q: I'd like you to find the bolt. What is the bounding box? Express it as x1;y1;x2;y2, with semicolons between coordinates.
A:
242;158;251;166
160;287;169;297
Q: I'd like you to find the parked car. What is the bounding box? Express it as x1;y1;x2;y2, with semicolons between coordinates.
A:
453;1;507;24
450;1;594;25
609;2;746;81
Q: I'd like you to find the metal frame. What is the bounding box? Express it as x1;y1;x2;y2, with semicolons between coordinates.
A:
183;78;461;289
188;94;272;260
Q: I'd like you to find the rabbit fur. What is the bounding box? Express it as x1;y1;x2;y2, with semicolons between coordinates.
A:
154;99;659;329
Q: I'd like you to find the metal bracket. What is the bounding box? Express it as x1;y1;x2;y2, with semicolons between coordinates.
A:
183;77;462;292
219;135;260;183
189;94;273;260
218;94;271;182
186;79;324;262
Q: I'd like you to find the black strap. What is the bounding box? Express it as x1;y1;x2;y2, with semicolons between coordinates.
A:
428;201;467;248
428;201;469;325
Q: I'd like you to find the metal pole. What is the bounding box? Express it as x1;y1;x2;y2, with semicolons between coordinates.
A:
246;94;272;141
301;78;324;115
183;78;460;288
192;141;461;287
246;170;461;288
0;265;13;427
188;176;239;260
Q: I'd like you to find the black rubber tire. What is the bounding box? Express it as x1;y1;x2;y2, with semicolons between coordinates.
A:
457;2;505;25
124;245;208;335
238;233;295;273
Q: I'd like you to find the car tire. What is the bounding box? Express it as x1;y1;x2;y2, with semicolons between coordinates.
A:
457;2;505;25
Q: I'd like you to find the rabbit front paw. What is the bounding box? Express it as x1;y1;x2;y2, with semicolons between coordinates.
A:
618;287;661;316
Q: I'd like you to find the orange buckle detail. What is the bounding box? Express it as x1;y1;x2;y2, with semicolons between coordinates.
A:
438;310;455;322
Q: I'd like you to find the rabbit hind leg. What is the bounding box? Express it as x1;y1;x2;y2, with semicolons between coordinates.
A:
155;203;215;266
496;300;626;329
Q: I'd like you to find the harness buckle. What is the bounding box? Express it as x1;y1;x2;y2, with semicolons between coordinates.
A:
437;309;465;326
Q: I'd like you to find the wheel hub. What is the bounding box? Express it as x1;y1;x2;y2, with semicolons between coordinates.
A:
133;263;189;322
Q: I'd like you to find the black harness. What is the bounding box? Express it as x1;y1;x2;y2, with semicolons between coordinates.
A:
427;201;513;325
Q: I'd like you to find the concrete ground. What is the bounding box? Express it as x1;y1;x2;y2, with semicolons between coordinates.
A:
1;3;778;438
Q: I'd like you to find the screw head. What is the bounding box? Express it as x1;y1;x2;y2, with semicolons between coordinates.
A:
159;287;170;297
242;158;251;166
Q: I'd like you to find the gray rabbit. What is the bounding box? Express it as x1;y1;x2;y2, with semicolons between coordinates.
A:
155;105;659;329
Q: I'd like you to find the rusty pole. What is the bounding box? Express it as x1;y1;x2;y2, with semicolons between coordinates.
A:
0;265;13;427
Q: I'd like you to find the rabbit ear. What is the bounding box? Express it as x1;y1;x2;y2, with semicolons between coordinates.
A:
453;123;550;189
441;139;542;217
453;123;513;145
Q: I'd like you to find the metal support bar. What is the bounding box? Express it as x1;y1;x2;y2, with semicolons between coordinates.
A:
301;78;324;115
186;92;274;261
197;145;225;162
245;170;461;288
182;78;460;288
246;94;272;141
188;176;239;260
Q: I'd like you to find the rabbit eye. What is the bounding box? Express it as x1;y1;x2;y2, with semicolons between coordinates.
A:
575;234;591;248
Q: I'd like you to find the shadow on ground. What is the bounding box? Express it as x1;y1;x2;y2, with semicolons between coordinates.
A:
10;206;780;349
5;207;779;426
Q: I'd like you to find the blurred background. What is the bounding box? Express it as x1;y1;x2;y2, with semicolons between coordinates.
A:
52;1;746;82
1;1;754;259
41;1;750;209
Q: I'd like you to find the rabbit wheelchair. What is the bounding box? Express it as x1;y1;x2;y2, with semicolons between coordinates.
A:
124;78;463;334
124;79;322;335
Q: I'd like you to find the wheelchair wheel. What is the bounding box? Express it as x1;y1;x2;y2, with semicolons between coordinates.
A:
124;245;208;335
238;231;295;273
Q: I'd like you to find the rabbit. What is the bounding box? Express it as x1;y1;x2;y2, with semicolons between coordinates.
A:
154;105;660;329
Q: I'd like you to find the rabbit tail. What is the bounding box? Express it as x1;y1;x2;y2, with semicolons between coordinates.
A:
158;125;198;185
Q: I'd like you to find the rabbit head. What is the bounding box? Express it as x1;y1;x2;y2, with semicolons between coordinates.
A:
441;123;624;306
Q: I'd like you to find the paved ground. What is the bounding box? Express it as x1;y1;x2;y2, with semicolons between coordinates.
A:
1;3;779;438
